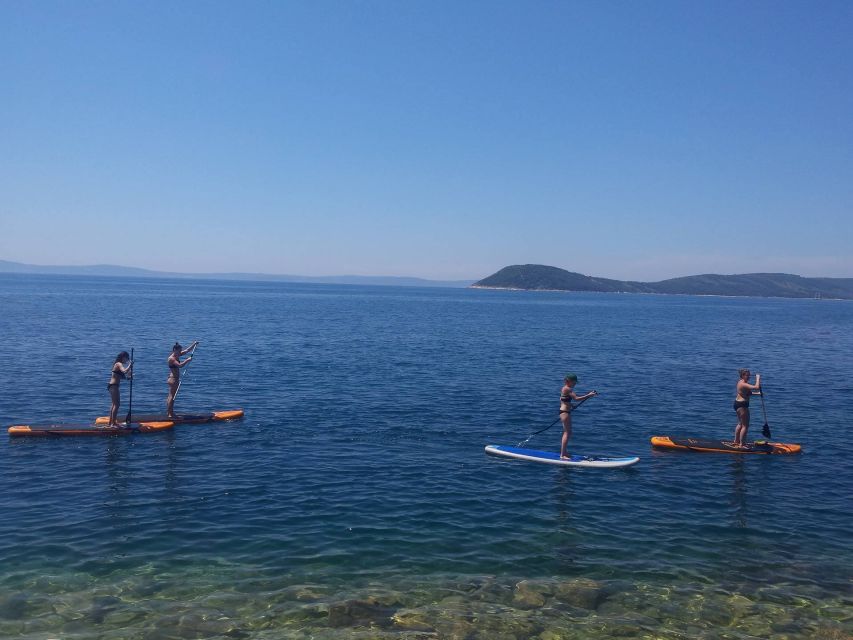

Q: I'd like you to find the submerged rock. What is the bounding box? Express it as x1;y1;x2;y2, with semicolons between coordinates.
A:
149;609;246;638
454;576;510;603
124;579;168;598
445;618;477;638
553;579;606;610
272;602;328;624
727;593;755;617
468;610;542;639
513;579;553;609
103;608;146;627
84;595;123;624
700;599;735;626
294;586;327;601
437;594;470;609
595;586;660;619
392;608;436;632
733;612;774;638
61;618;92;634
597;623;645;637
359;589;406;608
327;597;394;628
812;625;853;640
22;613;65;634
0;592;30;620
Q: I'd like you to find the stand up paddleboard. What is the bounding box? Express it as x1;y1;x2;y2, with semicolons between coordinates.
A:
485;445;639;468
8;421;174;437
651;436;801;455
94;409;244;425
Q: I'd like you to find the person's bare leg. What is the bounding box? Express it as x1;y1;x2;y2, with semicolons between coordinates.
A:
109;386;120;426
166;381;178;418
560;414;572;459
734;408;750;447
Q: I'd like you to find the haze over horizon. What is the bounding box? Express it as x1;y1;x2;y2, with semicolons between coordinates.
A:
2;258;852;285
2;2;851;281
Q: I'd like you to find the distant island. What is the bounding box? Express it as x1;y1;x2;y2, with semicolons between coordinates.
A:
472;264;853;300
0;260;473;288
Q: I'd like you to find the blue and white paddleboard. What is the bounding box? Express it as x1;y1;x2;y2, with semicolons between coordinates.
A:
485;445;639;468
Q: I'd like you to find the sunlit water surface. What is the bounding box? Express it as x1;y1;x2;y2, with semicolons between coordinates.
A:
1;275;850;639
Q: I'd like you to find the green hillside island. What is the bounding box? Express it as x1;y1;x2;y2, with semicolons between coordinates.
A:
472;265;853;300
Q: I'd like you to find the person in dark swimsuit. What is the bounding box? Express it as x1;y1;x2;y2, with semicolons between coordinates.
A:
166;341;198;418
559;373;597;460
733;368;761;448
107;351;133;427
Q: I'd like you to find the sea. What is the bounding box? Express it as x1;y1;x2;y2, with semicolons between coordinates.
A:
0;274;850;639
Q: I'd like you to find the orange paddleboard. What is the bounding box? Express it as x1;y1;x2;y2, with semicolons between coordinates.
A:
8;421;174;437
651;436;801;454
94;409;244;425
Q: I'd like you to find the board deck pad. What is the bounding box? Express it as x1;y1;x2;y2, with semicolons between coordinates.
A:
650;436;801;455
94;409;244;425
8;421;174;437
485;445;640;468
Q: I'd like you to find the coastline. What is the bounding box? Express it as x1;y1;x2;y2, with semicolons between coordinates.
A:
468;284;848;301
472;265;853;300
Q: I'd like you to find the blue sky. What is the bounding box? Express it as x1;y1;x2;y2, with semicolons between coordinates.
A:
1;1;851;280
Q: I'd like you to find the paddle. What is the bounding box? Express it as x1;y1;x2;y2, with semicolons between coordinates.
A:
516;393;596;447
758;385;772;439
174;342;198;402
124;348;134;425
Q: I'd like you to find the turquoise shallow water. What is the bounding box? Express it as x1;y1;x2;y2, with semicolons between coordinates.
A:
0;274;851;639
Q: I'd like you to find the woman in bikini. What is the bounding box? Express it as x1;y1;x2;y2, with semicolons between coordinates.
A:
733;368;761;448
559;373;597;460
107;351;133;427
166;341;198;418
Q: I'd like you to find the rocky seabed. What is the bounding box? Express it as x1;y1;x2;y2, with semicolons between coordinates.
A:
0;571;850;640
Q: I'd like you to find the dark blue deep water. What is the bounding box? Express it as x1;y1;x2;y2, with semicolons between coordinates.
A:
1;275;851;639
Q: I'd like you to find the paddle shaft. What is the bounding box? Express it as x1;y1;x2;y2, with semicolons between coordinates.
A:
174;342;198;401
125;348;134;424
517;393;595;447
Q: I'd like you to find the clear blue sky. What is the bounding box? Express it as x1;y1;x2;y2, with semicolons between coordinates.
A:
1;1;851;280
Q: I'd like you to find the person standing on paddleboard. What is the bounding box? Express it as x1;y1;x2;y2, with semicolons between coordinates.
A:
733;369;761;448
107;351;133;427
166;341;198;418
560;373;597;460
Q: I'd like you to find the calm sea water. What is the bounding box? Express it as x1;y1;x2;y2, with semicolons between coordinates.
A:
0;275;850;639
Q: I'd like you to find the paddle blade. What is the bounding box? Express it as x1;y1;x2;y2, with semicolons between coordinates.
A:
762;423;772;439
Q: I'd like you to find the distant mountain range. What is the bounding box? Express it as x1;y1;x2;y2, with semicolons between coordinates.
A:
472;264;853;300
0;260;473;288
